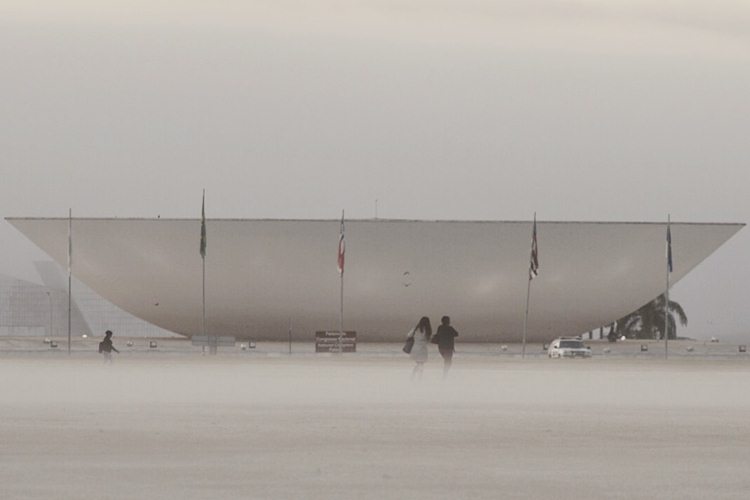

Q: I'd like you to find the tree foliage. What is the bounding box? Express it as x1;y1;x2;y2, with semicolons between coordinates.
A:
613;294;687;340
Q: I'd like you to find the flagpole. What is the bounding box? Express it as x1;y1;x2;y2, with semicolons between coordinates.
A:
339;267;344;351
665;214;671;359
200;190;211;354
338;210;345;352
203;251;207;350
522;274;531;359
340;271;344;334
67;208;72;356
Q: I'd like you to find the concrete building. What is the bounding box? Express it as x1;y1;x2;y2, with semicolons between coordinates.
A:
0;273;89;337
0;263;175;339
6;218;743;342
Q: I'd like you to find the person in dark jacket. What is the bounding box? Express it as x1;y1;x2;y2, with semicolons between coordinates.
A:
99;330;120;363
432;316;458;378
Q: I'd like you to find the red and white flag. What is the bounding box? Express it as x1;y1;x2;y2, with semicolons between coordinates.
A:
337;211;345;275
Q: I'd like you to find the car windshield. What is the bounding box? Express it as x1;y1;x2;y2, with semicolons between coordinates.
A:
560;340;584;348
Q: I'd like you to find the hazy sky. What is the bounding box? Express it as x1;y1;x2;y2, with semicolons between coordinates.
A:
1;1;749;340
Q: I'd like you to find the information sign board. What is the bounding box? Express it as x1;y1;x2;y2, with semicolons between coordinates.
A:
315;331;356;353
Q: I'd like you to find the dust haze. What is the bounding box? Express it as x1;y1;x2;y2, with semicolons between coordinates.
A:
2;347;750;499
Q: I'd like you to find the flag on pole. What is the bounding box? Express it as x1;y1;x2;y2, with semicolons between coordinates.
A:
666;221;673;273
200;190;207;258
529;216;539;280
67;209;72;273
337;211;345;274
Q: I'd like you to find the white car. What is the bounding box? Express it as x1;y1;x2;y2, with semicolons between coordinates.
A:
547;337;592;358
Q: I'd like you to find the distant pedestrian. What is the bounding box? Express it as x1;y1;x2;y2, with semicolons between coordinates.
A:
432;316;459;378
99;330;119;363
407;317;432;380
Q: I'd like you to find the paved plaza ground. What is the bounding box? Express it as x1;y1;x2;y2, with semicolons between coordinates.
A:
1;340;749;499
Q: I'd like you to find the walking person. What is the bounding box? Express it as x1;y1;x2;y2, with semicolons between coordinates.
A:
99;330;119;363
432;316;459;378
406;317;432;380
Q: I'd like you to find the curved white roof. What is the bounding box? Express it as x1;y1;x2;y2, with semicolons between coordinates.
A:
6;218;743;342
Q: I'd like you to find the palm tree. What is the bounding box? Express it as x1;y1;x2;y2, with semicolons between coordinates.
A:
647;294;688;340
615;294;687;340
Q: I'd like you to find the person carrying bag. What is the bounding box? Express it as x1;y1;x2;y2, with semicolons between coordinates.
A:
404;317;431;380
